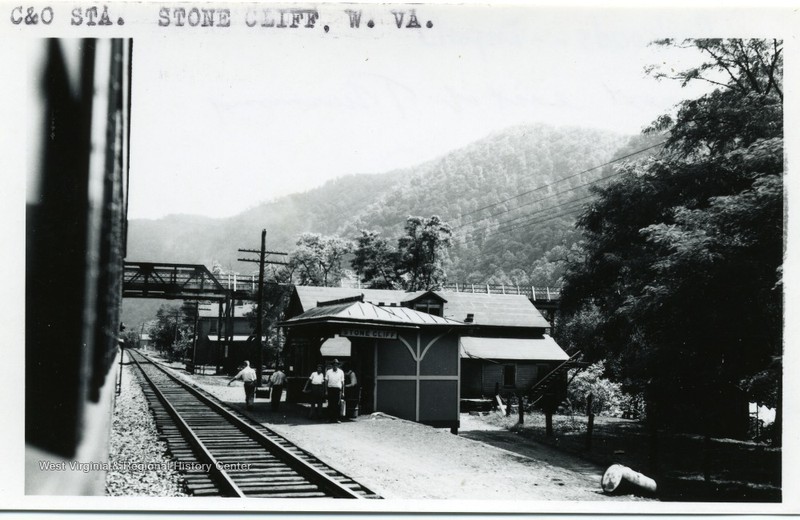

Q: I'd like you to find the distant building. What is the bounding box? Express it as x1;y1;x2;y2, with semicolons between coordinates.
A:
139;333;153;350
194;302;265;375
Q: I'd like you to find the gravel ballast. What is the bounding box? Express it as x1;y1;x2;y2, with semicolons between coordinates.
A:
105;360;188;497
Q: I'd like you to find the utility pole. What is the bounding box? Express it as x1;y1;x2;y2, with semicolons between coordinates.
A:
116;322;126;396
191;301;199;374
174;308;180;344
238;229;288;386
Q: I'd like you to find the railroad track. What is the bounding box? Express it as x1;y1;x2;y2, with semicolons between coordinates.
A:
128;349;379;499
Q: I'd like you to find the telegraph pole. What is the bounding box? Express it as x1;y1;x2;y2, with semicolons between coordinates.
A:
191;301;199;373
238;229;288;386
254;230;266;385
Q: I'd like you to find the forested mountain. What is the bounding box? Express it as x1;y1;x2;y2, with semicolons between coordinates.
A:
127;123;657;285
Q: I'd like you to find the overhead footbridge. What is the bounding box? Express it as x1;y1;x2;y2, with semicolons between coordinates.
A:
122;261;243;301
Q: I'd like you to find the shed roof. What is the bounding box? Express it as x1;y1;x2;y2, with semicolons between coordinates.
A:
198;303;255;318
431;291;549;328
283;300;463;328
459;335;568;361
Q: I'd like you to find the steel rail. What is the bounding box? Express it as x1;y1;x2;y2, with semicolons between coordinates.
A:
129;351;245;497
130;349;364;499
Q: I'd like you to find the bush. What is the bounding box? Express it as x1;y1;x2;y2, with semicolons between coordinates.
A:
566;360;628;417
618;391;647;420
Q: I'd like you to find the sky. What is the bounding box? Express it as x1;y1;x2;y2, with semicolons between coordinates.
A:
127;6;723;220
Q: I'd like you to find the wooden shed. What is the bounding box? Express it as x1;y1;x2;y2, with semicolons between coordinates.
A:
194;302;262;374
459;335;569;398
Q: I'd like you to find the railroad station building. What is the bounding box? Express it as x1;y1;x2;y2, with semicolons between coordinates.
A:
281;286;570;429
282;294;464;429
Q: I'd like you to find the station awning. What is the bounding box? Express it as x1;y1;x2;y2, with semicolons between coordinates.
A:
320;335;351;357
207;335;262;342
459;336;568;361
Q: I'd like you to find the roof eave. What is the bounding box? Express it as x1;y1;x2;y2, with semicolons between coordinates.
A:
279;317;420;330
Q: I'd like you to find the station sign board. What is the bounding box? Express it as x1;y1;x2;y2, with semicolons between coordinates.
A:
340;328;397;340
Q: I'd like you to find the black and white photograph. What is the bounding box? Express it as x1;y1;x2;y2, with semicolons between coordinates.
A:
3;1;797;513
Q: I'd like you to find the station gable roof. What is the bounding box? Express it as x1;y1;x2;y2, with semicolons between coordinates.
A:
283;300;463;328
294;286;410;310
292;286;549;328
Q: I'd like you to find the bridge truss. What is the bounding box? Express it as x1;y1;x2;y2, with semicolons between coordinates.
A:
122;261;254;374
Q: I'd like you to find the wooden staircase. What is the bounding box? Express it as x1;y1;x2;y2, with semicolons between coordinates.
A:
527;350;583;404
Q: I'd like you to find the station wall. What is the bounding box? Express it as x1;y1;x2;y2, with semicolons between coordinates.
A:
375;330;459;428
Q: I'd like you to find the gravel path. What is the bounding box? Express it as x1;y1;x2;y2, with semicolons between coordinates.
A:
163;366;647;501
105;360;187;496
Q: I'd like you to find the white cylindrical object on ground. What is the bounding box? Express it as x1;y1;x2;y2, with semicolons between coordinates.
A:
601;464;657;495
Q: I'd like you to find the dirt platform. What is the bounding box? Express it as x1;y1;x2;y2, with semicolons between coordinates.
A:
169;367;650;502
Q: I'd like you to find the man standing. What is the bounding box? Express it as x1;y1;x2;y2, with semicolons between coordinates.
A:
344;364;359;419
268;366;287;412
325;359;345;422
228;360;257;410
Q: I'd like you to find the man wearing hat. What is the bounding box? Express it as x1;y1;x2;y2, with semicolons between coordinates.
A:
325;359;345;422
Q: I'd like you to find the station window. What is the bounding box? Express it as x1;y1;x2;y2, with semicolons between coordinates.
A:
414;301;442;317
210;322;217;333
503;364;516;387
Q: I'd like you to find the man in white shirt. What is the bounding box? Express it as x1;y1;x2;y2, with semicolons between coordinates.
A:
228;360;257;410
268;367;287;412
325;359;345;422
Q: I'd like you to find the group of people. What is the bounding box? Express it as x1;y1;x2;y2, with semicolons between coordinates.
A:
227;361;287;412
227;358;358;421
304;359;358;422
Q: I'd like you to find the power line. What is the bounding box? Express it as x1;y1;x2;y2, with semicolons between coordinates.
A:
453;173;617;235
247;140;664;259
498;204;587;235
480;208;587;245
454;167;625;242
458;203;590;247
491;193;596;232
452;140;666;245
455;140;666;226
305;140;665;240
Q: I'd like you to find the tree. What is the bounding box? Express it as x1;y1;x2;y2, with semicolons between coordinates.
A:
147;304;186;362
120;329;141;350
247;281;294;368
288;233;352;287
351;230;403;289
398;215;453;290
560;39;782;440
528;243;582;287
647;39;782;102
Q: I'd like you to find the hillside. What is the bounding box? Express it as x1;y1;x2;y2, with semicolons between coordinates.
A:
126;123;659;286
